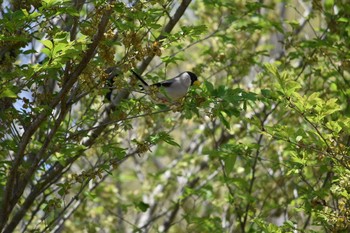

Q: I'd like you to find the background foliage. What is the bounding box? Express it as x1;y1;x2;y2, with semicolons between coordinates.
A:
1;0;350;232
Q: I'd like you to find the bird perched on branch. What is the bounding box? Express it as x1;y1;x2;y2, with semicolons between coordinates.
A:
131;70;200;104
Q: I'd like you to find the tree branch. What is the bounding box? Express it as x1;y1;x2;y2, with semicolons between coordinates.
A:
0;3;114;231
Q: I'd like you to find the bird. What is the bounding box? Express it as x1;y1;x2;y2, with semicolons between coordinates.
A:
131;70;200;104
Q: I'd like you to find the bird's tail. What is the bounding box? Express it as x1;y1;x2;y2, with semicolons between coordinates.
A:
131;70;149;87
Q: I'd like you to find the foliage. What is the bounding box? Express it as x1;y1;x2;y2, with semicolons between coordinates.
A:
1;0;350;232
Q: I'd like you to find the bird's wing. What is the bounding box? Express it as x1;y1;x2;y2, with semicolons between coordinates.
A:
152;79;174;88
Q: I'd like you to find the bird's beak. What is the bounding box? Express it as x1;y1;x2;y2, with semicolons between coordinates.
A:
193;80;201;86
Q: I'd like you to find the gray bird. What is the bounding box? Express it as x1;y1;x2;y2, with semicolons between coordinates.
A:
131;70;200;103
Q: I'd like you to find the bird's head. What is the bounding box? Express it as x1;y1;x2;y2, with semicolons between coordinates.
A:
186;71;200;86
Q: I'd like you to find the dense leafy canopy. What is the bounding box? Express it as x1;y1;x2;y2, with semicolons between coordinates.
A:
1;0;350;232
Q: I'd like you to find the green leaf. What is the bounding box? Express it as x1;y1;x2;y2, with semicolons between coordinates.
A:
0;89;17;98
149;132;180;147
217;85;226;97
135;201;150;212
149;23;162;29
261;89;271;97
161;55;184;64
286;220;296;227
42;0;61;7
219;111;230;129
52;42;67;56
41;39;53;50
223;154;237;174
84;191;97;200
181;25;208;37
337;17;348;23
22;49;37;54
326;121;342;133
41;47;51;57
159;132;181;147
242;91;257;101
265;63;279;77
204;81;214;94
324;98;341;115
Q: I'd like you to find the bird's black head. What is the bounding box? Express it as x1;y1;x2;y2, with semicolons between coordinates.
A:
186;71;199;86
